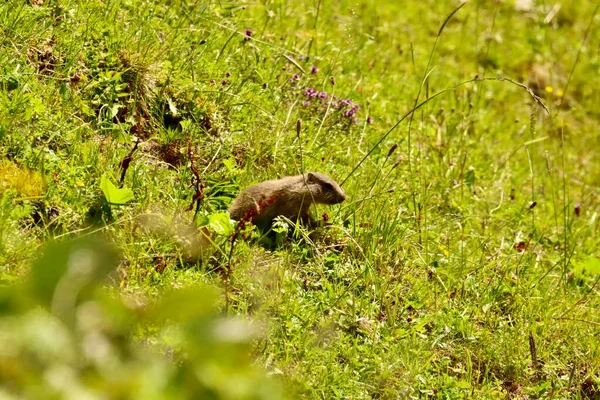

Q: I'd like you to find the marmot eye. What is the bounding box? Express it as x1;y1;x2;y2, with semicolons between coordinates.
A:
324;183;333;190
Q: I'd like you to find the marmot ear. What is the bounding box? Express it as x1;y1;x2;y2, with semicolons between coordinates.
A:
307;172;316;182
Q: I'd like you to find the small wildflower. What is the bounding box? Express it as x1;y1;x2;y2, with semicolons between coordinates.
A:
343;105;360;118
209;79;215;85
514;241;526;252
574;203;581;216
304;87;318;98
322;213;329;222
221;80;228;85
453;179;459;186
298;55;305;61
545;86;553;94
244;29;253;41
557;88;564;97
310;66;318;74
302;100;311;107
367;115;373;124
291;73;300;83
225;71;231;77
317;91;328;99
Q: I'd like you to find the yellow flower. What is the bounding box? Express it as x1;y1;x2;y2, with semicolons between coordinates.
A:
545;86;554;93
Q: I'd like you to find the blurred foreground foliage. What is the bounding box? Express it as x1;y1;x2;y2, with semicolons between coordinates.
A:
0;237;282;400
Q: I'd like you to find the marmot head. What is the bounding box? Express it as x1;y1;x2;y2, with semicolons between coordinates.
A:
306;172;346;205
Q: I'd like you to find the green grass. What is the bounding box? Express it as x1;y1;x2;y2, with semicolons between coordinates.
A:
1;0;600;398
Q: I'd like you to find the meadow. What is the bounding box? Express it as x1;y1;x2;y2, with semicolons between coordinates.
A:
1;0;600;398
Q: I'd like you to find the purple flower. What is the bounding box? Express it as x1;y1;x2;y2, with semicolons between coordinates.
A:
291;73;300;83
302;100;311;107
343;105;360;117
310;66;318;74
244;29;253;41
298;55;305;61
304;87;317;98
367;116;373;124
339;99;352;107
331;101;338;109
221;80;228;85
317;91;328;99
225;71;231;77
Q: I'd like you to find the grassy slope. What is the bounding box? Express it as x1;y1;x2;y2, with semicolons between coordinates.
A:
1;0;600;397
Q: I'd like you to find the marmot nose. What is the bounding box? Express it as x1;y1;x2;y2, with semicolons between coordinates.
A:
339;191;347;202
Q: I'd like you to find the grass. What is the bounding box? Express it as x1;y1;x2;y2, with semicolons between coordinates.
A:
1;0;600;398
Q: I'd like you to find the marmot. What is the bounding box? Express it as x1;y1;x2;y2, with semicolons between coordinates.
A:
229;172;346;228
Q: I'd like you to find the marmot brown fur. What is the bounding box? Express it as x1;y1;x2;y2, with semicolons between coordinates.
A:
229;172;346;228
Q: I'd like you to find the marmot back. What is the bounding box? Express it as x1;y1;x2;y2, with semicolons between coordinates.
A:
229;172;346;228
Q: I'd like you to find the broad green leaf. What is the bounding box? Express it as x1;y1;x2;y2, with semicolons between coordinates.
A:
196;214;210;227
100;174;135;205
582;257;600;275
110;103;122;118
209;212;234;236
167;97;178;115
